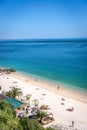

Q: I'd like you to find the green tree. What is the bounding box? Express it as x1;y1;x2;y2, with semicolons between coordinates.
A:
0;100;14;114
19;118;44;130
37;111;46;123
6;87;22;98
45;127;55;130
0;100;55;130
0;100;19;130
0;111;19;130
5;90;13;97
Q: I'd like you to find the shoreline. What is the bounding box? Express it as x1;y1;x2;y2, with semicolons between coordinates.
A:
10;71;87;104
0;70;87;129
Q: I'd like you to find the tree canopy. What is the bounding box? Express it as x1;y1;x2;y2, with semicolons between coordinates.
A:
0;100;55;130
6;87;22;98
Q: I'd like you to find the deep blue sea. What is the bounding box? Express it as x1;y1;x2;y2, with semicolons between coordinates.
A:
0;40;87;92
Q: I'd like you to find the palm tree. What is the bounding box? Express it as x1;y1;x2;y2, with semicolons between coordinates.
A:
11;87;22;99
37;111;46;123
6;91;13;98
6;87;22;99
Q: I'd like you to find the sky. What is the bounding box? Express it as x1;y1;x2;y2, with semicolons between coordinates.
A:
0;0;87;39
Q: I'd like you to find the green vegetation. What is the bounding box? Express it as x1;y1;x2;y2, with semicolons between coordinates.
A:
0;100;55;130
6;87;22;98
0;100;19;130
19;118;44;130
37;111;46;123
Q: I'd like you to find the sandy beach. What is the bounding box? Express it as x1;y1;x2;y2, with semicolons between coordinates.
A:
11;72;87;103
0;72;87;130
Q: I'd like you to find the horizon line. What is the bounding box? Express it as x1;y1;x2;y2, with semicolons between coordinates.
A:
0;38;87;43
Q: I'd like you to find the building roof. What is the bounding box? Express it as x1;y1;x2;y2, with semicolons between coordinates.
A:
0;94;7;100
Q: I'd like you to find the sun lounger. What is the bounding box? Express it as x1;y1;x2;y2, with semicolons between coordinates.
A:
66;107;74;112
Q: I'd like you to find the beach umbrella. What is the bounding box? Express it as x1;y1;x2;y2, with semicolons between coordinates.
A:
34;99;39;107
25;94;32;105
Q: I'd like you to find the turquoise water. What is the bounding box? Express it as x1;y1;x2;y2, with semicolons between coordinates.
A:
6;98;24;109
0;40;87;92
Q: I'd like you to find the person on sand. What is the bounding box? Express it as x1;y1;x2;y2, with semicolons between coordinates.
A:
0;86;2;94
57;86;60;90
69;121;74;127
35;78;38;81
72;121;74;127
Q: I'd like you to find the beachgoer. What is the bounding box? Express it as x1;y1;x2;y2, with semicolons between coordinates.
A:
35;78;38;81
57;86;60;89
72;121;74;127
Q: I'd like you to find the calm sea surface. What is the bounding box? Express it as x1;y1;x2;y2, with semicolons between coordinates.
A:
0;41;87;92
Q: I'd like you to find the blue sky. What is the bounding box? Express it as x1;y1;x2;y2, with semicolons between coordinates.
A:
0;0;87;39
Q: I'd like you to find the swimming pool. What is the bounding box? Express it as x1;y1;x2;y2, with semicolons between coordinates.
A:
6;98;24;109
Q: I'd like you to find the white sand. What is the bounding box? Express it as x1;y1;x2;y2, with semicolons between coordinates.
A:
0;73;87;130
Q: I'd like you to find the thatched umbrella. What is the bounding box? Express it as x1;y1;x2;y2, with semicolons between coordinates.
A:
25;94;32;105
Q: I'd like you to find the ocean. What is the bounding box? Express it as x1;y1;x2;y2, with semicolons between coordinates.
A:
0;40;87;92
